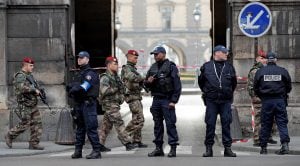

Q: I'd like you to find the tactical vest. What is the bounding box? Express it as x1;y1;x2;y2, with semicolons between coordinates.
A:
148;59;174;95
13;71;38;107
100;72;124;104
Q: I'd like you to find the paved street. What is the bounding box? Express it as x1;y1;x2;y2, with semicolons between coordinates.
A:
1;147;299;166
1;94;300;165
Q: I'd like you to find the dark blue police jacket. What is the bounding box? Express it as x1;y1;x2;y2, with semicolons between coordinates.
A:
198;60;237;103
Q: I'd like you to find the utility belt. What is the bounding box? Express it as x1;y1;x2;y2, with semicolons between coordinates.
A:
83;97;97;104
153;95;169;100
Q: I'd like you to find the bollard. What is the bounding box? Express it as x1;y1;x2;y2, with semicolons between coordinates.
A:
230;105;243;141
55;108;75;145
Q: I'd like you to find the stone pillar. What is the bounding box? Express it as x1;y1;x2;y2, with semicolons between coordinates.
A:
231;0;300;136
0;0;7;110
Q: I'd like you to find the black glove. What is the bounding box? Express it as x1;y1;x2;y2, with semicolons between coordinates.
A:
67;82;81;92
66;84;72;92
69;85;82;97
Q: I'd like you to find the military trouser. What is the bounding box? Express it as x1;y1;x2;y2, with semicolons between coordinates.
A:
124;100;145;142
8;105;42;145
98;103;131;145
260;99;290;147
251;97;277;144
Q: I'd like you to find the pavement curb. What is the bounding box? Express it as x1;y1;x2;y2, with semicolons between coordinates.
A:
231;145;300;155
0;142;74;158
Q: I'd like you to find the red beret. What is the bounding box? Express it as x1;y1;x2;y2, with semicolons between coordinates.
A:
127;50;139;56
105;56;118;63
258;50;267;58
23;57;34;64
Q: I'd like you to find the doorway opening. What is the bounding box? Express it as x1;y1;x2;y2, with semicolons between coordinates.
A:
74;0;113;68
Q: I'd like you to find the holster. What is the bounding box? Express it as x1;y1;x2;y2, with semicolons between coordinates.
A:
70;107;80;124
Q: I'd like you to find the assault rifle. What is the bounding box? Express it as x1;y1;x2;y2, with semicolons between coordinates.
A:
26;75;53;114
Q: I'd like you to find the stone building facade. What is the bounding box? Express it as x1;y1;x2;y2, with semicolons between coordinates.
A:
0;0;114;141
231;0;300;136
115;0;212;76
0;0;299;141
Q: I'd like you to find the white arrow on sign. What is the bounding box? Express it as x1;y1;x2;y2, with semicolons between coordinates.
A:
244;10;264;29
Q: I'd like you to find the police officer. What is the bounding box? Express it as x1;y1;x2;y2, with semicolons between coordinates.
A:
121;50;148;148
68;51;101;159
98;56;135;151
145;46;181;158
247;50;277;147
198;45;237;157
5;57;44;150
254;52;292;155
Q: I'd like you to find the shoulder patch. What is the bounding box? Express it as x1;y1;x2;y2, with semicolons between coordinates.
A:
86;75;92;80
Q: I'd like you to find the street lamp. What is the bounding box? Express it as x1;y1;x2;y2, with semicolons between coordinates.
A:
193;3;201;66
115;16;122;30
193;3;201;22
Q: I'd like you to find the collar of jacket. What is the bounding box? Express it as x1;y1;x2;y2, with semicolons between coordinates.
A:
254;62;263;68
126;61;136;67
79;64;90;70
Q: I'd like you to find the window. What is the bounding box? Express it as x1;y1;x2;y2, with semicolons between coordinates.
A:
158;0;174;31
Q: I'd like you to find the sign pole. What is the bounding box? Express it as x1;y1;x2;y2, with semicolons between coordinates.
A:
254;37;258;60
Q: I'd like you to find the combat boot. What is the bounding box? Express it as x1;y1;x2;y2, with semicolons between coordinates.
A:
224;147;237;157
71;149;82;159
167;145;176;158
29;144;44;150
5;134;12;148
260;146;267;154
148;146;164;157
99;144;111;152
202;145;213;157
133;142;148;148
125;143;135;151
275;142;289;155
86;150;101;159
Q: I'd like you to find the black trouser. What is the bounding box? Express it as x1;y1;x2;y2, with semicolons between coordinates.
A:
150;97;179;146
260;99;290;147
204;99;232;147
74;100;101;150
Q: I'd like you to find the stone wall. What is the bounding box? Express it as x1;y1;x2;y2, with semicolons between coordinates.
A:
231;0;300;136
0;0;70;141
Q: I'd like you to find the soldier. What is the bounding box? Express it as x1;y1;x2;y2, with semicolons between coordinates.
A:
145;46;182;158
5;57;44;150
254;52;292;155
198;45;237;157
247;50;277;147
67;51;101;159
98;56;135;151
121;50;148;148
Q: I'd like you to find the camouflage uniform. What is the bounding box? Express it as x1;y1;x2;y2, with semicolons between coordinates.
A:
8;70;42;145
247;62;276;144
98;70;131;145
121;62;145;143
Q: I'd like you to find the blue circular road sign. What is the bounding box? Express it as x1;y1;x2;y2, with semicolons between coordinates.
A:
238;2;272;38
